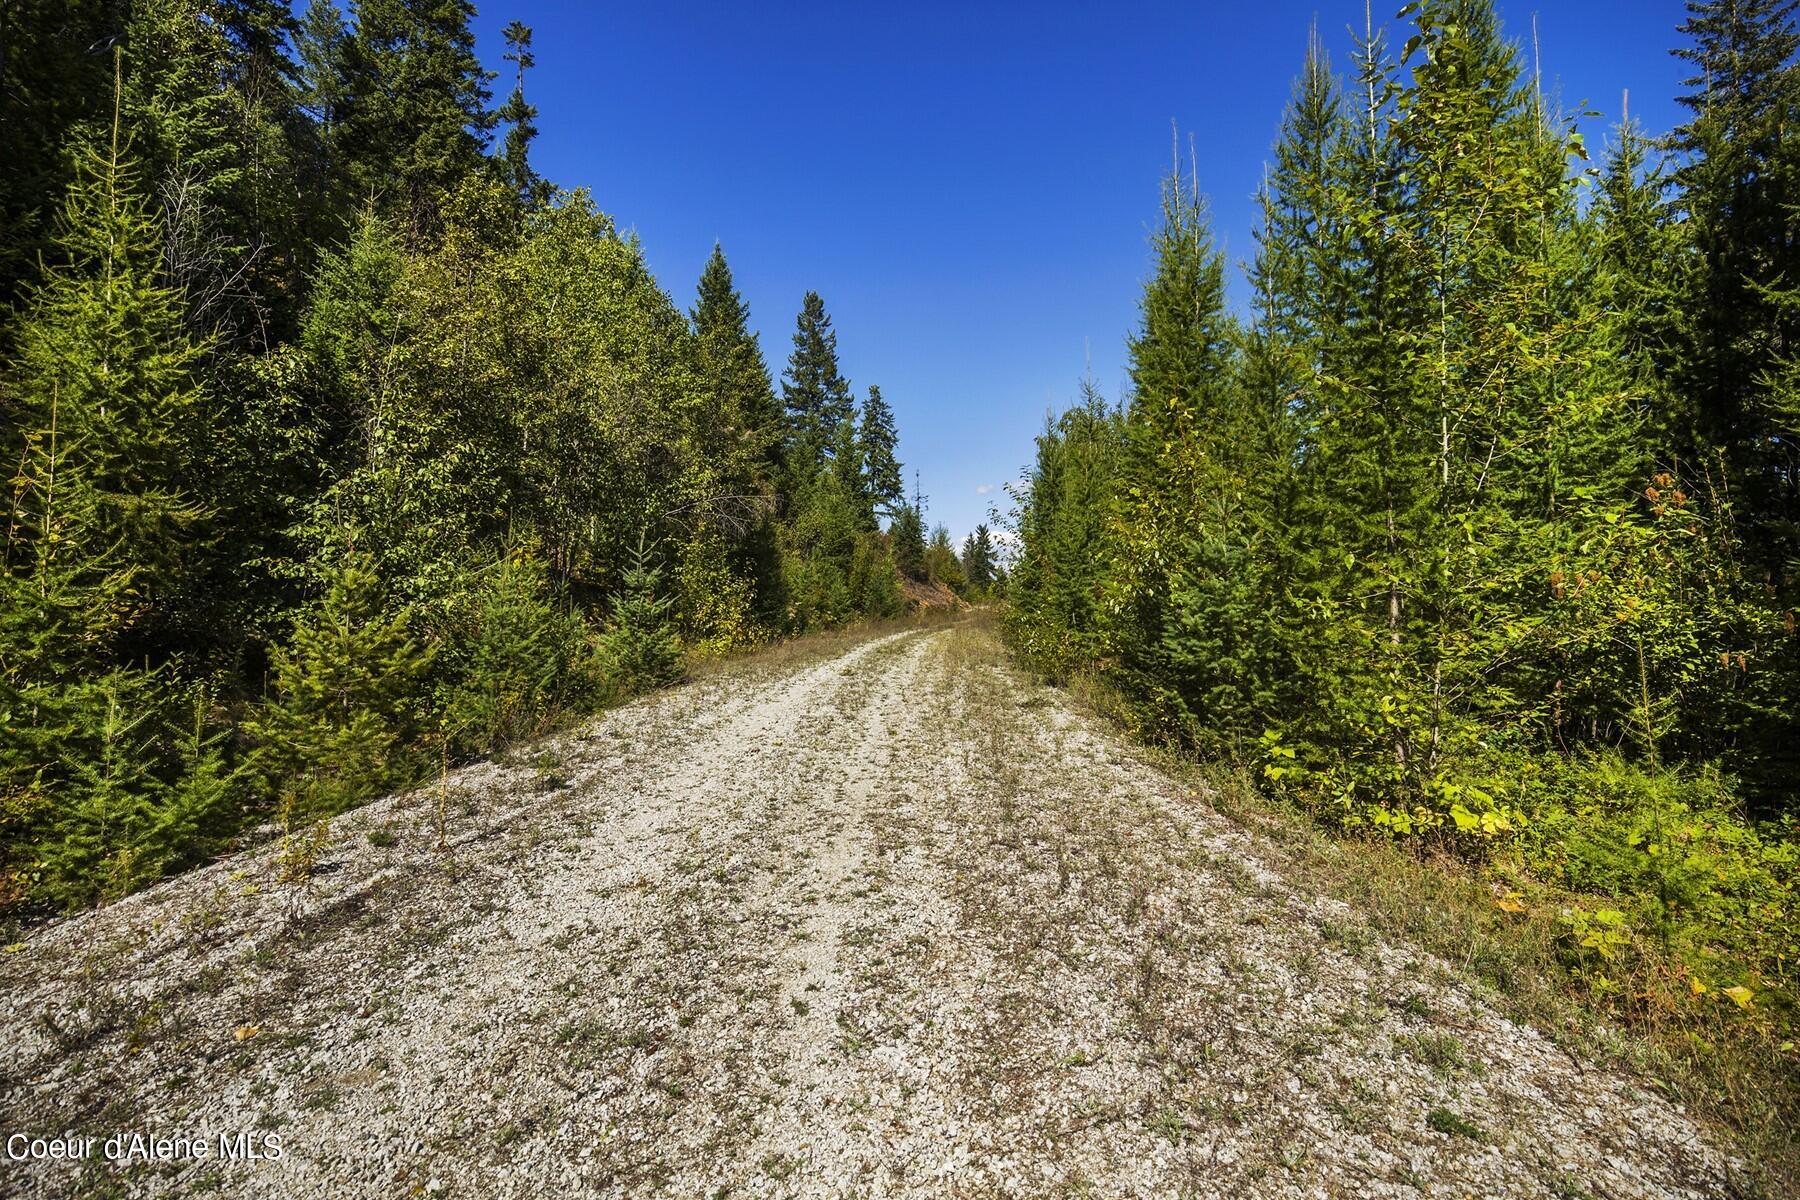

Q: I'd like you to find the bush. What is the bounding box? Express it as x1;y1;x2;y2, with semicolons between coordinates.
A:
601;535;683;693
438;551;600;756
848;534;903;618
1528;756;1796;1007
246;549;434;825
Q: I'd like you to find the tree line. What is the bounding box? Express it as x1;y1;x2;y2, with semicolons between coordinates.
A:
1007;0;1796;1040
0;0;959;913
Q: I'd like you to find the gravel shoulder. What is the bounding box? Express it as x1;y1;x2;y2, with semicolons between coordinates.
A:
0;621;1746;1198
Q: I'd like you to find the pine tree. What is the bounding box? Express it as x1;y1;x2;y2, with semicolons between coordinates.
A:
338;0;496;243
601;533;683;692
497;21;549;208
781;291;854;479
858;385;904;515
693;244;783;485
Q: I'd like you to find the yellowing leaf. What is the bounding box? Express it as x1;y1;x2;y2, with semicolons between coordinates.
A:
1722;986;1754;1010
234;1025;261;1042
1495;891;1527;914
1689;976;1707;997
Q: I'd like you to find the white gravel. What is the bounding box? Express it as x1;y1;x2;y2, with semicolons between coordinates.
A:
0;623;1746;1198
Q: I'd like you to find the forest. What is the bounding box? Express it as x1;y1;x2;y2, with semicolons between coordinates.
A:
0;0;1004;915
1007;0;1798;1083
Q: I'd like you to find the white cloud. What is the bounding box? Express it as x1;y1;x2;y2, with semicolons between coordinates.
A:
975;483;994;496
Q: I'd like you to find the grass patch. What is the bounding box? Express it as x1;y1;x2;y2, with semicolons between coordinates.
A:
1425;1106;1484;1140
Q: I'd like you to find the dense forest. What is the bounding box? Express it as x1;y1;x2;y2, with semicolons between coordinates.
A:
0;0;981;914
1008;0;1797;1050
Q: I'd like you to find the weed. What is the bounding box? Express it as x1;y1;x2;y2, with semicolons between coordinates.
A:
1426;1107;1484;1140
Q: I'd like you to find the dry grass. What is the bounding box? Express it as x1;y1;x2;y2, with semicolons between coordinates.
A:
684;605;972;685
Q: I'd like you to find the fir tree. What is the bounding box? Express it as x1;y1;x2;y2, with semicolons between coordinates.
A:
497;21;549;207
890;504;927;579
601;533;683;693
338;0;496;243
781;291;854;478
247;543;433;823
693;244;782;484
2;85;210;679
960;524;997;591
858;385;904;515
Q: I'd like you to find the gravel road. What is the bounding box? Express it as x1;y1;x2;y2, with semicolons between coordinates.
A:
0;621;1745;1198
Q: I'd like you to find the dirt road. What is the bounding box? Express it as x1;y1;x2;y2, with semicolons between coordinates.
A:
0;622;1742;1198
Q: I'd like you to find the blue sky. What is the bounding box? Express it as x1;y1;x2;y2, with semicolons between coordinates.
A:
471;1;1691;547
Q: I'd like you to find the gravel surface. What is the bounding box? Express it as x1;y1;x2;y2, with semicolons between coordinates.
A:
0;622;1746;1198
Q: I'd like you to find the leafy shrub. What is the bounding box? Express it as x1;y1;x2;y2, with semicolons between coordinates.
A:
674;530;762;658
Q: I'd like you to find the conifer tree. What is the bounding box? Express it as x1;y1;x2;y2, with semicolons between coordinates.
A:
858;385;904;515
890;504;927;579
781;291;855;478
960;524;997;592
601;534;683;692
1005;380;1125;675
1104;146;1264;745
693;244;782;484
497;21;549;208
338;0;496;243
2;82;211;677
247;543;433;823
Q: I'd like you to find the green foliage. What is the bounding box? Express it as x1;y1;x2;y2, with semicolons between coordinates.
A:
890;504;928;580
438;550;598;756
848;534;903;618
924;525;967;595
0;0;912;917
600;535;683;694
247;546;432;825
859;385;904;514
1004;0;1799;1048
781;291;855;485
960;524;998;595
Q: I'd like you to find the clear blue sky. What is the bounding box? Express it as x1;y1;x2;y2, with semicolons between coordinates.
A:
470;1;1691;548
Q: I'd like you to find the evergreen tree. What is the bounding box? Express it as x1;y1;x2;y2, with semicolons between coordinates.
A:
338;0;496;243
497;21;548;207
1;92;211;680
924;524;967;594
0;0;124;317
692;244;783;485
890;504;927;579
858;384;904;515
960;524;997;592
1005;380;1126;676
601;534;683;692
781;291;855;479
247;543;433;823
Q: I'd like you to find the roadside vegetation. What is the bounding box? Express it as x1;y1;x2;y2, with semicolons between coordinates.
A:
0;2;980;917
1003;0;1798;1180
